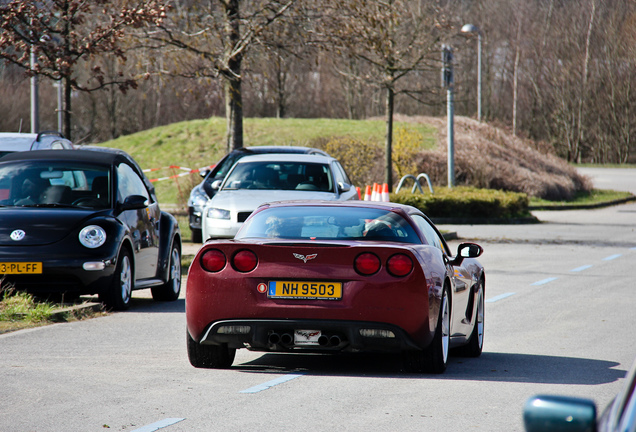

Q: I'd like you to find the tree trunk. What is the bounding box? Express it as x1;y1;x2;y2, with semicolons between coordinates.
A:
223;0;244;151
225;75;243;151
63;75;72;140
384;85;394;191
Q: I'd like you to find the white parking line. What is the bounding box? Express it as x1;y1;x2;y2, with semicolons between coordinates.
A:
571;265;593;272
531;277;558;286
486;293;516;303
603;254;622;261
240;373;305;394
131;418;185;432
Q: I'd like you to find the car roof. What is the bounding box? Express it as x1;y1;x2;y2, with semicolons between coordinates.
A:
0;131;72;151
0;148;119;165
243;145;329;156
234;153;335;164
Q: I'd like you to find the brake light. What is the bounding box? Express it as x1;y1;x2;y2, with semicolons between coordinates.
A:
387;254;413;277
200;249;226;272
233;250;258;272
354;252;381;275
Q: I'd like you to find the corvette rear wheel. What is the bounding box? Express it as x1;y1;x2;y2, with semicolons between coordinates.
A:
456;281;484;357
403;285;450;373
151;244;181;301
100;249;133;311
187;331;236;369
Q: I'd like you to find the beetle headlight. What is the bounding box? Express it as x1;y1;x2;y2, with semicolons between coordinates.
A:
207;208;231;220
79;225;106;248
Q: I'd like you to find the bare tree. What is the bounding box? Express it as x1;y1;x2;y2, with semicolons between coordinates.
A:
144;0;298;151
0;0;167;140
319;0;448;189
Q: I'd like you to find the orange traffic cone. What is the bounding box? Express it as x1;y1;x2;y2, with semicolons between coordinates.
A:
356;186;361;200
382;183;390;202
371;183;379;201
363;185;372;201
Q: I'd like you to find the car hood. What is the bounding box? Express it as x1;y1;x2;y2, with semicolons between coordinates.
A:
207;189;340;212
0;208;106;246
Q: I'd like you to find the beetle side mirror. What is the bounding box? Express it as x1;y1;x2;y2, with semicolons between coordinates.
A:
119;194;148;211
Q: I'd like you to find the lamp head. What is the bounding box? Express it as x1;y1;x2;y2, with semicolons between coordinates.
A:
461;24;480;35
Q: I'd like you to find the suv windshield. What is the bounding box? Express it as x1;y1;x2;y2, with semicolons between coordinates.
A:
223;161;333;192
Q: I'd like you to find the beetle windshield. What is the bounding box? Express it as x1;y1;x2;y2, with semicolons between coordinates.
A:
0;161;110;209
236;206;420;243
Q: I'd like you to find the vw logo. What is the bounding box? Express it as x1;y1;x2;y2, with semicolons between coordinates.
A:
10;230;26;241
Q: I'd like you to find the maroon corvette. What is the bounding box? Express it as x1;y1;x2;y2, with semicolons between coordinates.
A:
186;200;485;373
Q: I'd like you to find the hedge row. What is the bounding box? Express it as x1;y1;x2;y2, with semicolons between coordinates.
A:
389;187;531;220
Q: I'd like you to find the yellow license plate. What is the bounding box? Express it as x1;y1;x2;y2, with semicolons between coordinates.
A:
0;262;43;274
268;281;342;300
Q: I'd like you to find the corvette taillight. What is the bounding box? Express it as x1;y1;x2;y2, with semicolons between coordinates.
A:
387;254;413;277
354;252;381;276
233;250;258;272
200;249;226;272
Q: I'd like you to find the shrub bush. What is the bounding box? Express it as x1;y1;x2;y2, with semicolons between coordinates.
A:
318;136;384;187
390;187;531;220
412;116;592;201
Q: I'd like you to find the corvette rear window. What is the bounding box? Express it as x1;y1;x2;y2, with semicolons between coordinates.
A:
237;206;420;243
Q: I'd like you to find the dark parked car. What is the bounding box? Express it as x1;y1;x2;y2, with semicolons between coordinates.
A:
524;357;636;432
0;149;181;310
0;131;74;158
187;146;329;243
186;200;485;373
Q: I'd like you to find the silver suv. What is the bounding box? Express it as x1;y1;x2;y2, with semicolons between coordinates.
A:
187;146;329;243
0;132;74;158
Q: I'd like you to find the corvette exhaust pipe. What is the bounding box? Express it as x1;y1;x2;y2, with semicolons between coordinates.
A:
268;333;281;345
329;335;342;346
280;333;293;345
318;335;329;346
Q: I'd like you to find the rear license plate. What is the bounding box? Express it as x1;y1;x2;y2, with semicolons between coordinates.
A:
294;330;321;346
0;262;43;274
267;281;342;300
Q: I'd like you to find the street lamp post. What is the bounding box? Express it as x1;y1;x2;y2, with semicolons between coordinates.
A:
461;23;482;122
442;45;455;188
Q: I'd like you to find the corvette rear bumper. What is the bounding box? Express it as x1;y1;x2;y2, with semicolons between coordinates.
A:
198;319;426;353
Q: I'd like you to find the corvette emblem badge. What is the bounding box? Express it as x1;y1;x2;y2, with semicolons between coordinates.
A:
293;253;317;263
10;230;26;241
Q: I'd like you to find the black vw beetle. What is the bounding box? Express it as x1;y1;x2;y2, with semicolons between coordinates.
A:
0;148;181;310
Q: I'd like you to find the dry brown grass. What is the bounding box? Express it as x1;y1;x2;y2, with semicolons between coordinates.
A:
400;115;592;200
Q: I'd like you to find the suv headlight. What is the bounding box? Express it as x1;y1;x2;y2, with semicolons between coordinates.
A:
207;208;231;220
79;225;106;248
188;186;208;208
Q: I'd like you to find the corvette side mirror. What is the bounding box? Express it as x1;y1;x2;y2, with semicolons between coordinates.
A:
458;243;483;258
451;242;483;265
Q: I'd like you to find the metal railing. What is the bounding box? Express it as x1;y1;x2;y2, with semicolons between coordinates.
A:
395;173;434;194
